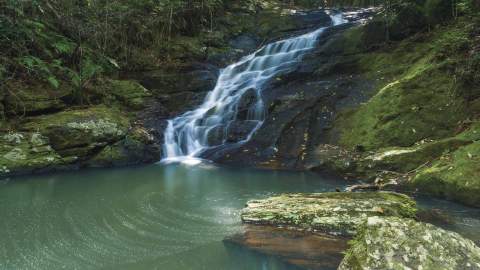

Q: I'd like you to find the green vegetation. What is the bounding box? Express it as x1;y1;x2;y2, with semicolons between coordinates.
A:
412;128;480;207
337;18;477;150
0;0;227;103
327;2;480;206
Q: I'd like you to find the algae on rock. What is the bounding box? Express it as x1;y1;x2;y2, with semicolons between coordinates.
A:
0;131;63;176
339;216;480;270
241;192;417;236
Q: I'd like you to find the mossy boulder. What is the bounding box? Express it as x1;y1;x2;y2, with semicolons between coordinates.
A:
335;18;476;153
411;140;480;207
361;137;472;173
339;216;480;270
241;192;417;236
306;144;360;177
101;80;151;110
4;81;70;116
0;131;64;176
87;127;160;167
21;106;129;157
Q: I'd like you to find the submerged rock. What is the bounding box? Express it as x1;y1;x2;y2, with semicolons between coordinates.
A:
339;216;480;270
224;225;347;270
241;192;417;236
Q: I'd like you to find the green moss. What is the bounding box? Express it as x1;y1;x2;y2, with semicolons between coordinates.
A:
21;105;130;154
0;132;64;177
96;79;151;110
88;127;159;167
361;137;472;173
4;81;70;116
411;140;480;207
335;21;476;151
339;68;466;150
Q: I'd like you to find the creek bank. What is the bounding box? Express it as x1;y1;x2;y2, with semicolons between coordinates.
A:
230;192;480;270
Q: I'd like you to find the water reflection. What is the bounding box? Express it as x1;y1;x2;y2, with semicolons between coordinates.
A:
0;164;478;269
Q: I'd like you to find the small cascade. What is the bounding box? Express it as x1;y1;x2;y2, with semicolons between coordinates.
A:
162;12;347;163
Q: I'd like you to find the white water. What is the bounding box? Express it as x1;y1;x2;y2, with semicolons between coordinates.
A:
162;12;347;163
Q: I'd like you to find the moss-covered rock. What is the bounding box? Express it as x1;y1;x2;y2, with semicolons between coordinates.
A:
241;192;417;236
339;216;480;270
101;80;151;110
411;140;480;207
21;105;129;155
0;131;64;176
336;20;475;151
361;137;472;173
306;144;361;177
4;81;70;116
337;66;467;151
87;127;160;167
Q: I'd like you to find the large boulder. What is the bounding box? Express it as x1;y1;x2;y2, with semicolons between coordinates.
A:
241;192;417;236
339;216;480;270
1;105;160;176
4;81;70;116
0;132;64;176
21;105;129;155
87;127;160;167
93;79;152;110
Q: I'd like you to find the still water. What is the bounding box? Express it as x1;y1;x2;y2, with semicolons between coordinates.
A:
0;163;479;270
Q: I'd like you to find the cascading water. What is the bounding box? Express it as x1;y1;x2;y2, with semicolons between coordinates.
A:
162;12;347;164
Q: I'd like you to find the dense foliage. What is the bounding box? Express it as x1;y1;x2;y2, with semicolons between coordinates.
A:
0;0;227;96
0;0;478;103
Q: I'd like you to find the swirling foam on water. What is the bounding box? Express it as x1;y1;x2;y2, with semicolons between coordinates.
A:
162;12;348;164
1;164;480;269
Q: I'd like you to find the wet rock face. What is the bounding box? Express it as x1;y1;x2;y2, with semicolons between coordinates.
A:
339;216;480;270
241;192;417;236
207;18;377;169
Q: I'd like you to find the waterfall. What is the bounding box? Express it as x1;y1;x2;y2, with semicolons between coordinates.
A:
162;12;346;164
